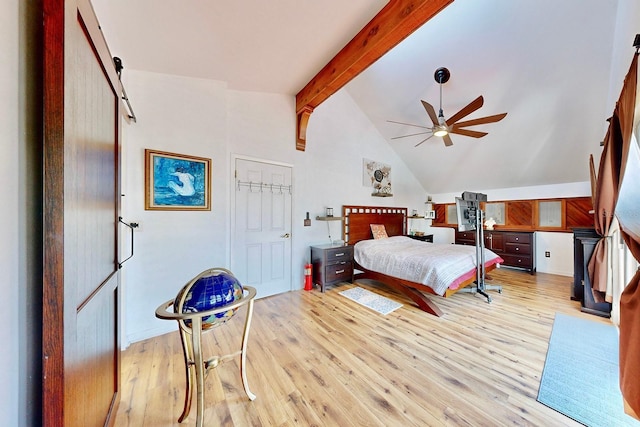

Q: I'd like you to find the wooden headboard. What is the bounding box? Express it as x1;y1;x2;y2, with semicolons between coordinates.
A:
342;205;407;245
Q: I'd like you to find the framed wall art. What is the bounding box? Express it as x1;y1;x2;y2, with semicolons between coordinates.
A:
145;149;211;211
363;158;393;197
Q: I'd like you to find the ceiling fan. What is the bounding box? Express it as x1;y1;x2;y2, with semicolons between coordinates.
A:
389;67;507;147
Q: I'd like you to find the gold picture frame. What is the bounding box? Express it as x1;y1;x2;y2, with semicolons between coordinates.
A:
144;149;211;211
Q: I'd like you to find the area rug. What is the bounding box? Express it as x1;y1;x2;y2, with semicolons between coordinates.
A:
537;312;640;426
338;286;402;315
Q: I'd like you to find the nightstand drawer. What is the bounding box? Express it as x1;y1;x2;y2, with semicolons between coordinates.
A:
325;247;352;264
505;242;531;255
326;262;353;282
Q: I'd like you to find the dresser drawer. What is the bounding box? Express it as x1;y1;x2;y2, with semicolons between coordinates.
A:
500;254;533;268
504;232;532;244
455;230;475;245
457;231;475;241
325;247;353;265
505;242;531;255
326;262;353;282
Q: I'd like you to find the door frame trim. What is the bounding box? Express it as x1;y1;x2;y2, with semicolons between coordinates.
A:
229;154;294;294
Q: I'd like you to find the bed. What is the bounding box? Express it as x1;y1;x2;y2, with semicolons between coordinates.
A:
342;205;503;316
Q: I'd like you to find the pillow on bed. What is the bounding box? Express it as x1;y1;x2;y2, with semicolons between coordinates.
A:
370;224;389;239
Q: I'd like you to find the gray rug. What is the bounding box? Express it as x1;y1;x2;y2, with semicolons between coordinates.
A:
339;286;402;315
537;312;639;426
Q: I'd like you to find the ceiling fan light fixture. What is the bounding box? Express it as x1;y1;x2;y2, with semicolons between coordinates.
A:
433;126;448;137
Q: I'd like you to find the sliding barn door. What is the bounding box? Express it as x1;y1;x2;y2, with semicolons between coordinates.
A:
43;1;122;425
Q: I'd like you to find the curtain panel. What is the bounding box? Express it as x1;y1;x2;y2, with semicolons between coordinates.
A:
608;51;639;419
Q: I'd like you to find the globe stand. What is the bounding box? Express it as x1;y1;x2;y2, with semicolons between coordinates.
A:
155;269;257;427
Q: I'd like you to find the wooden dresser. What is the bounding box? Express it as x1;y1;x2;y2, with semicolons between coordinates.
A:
310;244;354;292
455;229;536;274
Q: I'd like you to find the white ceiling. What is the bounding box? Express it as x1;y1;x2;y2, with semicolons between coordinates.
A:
92;0;622;194
91;0;388;93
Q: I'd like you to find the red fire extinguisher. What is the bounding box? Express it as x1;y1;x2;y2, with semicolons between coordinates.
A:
304;263;313;291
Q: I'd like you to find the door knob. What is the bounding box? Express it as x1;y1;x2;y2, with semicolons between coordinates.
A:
281;233;291;238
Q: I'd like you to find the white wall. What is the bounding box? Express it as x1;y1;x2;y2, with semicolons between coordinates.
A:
120;71;427;344
1;1;20;424
535;231;575;276
120;71;229;342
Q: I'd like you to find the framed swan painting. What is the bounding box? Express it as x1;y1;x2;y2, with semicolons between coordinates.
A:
144;149;211;211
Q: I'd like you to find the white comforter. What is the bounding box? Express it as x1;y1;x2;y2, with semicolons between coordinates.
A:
354;236;503;296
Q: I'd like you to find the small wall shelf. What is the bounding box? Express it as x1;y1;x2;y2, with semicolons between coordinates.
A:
316;216;344;244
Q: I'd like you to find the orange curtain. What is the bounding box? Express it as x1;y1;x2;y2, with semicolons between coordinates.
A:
587;114;620;298
617;50;640;418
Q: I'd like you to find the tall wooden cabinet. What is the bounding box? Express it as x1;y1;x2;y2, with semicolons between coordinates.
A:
572;228;611;317
572;228;599;301
455;229;536;274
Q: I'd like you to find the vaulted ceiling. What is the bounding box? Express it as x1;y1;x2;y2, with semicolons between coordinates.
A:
92;0;624;194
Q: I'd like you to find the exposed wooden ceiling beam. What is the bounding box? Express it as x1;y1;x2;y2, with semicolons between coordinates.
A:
295;0;454;151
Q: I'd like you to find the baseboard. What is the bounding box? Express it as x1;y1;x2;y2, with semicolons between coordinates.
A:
126;323;176;348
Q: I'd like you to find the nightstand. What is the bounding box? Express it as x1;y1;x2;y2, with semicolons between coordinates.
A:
407;234;433;243
310;244;354;292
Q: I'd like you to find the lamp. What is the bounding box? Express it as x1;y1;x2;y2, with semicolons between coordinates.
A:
434;96;449;137
433;125;449;137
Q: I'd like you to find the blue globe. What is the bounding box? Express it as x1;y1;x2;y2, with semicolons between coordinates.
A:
175;270;244;329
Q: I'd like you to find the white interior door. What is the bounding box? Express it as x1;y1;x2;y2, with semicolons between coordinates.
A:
233;158;292;298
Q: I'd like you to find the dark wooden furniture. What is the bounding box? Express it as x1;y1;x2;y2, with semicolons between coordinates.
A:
311;244;354;292
578;236;612;317
455;229;536;274
572;228;599;301
407;234;434;243
342;205;498;316
455;230;476;246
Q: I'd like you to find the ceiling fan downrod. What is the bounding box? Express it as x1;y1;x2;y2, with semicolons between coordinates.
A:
434;67;450;125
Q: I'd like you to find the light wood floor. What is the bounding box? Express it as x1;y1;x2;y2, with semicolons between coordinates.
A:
115;268;610;426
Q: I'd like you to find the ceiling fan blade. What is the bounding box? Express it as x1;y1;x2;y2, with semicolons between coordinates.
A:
446;95;484;125
421;100;439;126
387;120;431;129
391;131;431;140
450;128;488;138
453;112;507;128
442;134;453;146
414;134;434;147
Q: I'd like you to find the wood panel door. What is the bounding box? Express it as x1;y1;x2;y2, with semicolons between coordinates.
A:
233;158;292;298
43;1;122;425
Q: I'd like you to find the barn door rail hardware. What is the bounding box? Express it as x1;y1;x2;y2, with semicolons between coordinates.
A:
113;57;137;123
